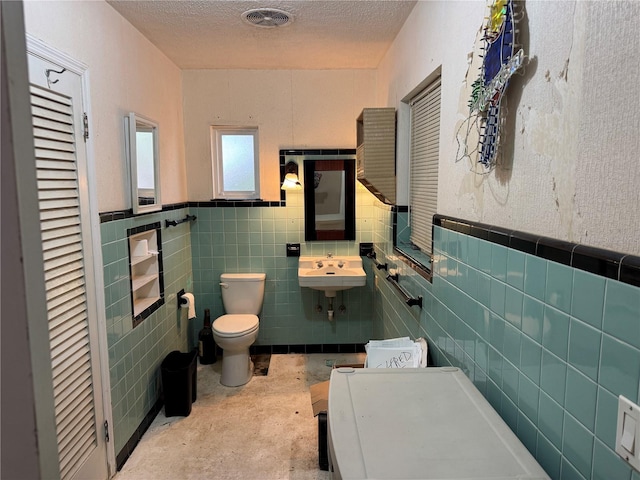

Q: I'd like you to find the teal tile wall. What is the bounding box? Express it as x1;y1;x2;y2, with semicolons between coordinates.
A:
396;211;411;246
374;224;640;480
189;183;384;346
101;207;193;454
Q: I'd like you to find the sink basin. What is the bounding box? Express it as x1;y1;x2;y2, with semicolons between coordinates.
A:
298;256;366;297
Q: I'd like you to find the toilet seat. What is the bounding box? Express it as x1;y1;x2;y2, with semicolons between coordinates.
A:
212;314;259;338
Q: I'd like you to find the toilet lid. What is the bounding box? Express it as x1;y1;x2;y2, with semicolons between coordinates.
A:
212;314;259;337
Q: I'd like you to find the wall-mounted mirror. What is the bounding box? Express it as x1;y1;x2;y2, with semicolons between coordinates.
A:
125;112;161;214
303;158;355;241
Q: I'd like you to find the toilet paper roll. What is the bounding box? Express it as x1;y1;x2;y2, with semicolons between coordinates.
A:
180;292;196;319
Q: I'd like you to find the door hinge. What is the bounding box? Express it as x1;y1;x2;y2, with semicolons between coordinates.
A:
104;420;110;443
83;113;89;142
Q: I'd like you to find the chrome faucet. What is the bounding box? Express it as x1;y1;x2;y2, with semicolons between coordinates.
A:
327;252;333;258
316;260;324;268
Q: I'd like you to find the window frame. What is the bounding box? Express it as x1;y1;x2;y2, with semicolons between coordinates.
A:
211;126;260;200
393;72;442;279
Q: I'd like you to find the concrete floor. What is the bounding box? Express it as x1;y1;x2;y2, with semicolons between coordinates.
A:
115;353;365;480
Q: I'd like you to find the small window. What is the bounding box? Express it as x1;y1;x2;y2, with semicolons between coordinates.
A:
211;126;260;199
394;75;441;274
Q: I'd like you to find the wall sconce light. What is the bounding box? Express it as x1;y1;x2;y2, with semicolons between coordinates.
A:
281;161;302;190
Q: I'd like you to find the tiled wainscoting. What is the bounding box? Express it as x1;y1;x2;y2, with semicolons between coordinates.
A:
98;150;398;466
188;181;389;347
372;214;640;480
100;183;640;480
100;185;392;464
100;206;193;462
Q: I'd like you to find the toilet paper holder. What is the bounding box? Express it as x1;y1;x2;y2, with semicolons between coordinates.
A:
178;289;187;306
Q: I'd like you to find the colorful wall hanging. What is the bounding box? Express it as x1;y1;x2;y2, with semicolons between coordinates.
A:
457;0;525;170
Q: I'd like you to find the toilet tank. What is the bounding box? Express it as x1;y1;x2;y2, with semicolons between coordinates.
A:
220;273;266;314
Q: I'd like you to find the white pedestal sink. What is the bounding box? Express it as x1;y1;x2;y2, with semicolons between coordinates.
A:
298;256;366;298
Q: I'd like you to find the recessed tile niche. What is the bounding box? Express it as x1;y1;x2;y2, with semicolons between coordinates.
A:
127;222;164;327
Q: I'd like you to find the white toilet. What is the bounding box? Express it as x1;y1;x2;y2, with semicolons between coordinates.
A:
212;273;266;387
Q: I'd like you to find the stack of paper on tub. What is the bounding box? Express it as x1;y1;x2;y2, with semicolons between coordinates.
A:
364;337;428;368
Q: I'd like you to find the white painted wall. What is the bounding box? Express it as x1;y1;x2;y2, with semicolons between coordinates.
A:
23;0;187;212
377;1;640;256
22;1;639;254
182;69;377;201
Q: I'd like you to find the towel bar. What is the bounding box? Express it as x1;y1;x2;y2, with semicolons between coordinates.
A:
367;252;388;271
165;214;197;228
386;273;422;308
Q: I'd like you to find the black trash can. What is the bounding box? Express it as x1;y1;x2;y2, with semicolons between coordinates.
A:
161;349;197;417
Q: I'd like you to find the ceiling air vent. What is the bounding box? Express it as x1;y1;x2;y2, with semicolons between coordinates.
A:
241;8;293;28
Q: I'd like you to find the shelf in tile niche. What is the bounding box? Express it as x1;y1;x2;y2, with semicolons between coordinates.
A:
131;252;158;267
129;229;161;318
132;274;158;291
134;296;160;316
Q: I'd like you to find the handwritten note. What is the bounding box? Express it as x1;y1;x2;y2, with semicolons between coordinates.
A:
365;338;425;368
374;351;415;368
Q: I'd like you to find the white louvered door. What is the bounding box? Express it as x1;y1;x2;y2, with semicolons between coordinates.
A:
28;51;109;480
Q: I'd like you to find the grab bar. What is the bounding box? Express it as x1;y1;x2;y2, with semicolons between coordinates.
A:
367;252;388;271
386;273;423;308
165;214;197;228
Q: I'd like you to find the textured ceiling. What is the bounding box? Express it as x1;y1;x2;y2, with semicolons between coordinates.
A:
107;0;417;69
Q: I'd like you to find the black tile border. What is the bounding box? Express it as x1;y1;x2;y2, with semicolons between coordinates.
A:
100;201;284;223
434;214;640;287
100;202;190;223
570;244;625;280
281;148;357;157
116;397;163;470
100;209;134;223
191;200;284;208
621;255;640;288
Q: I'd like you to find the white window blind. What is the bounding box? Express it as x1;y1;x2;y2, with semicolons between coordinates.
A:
30;84;97;480
409;78;441;255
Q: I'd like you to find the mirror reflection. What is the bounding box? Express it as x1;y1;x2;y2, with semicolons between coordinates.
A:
303;158;355;241
314;170;346;231
125;112;161;214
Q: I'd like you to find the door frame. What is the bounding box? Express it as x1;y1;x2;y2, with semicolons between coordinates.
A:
26;33;116;476
2;3;59;476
